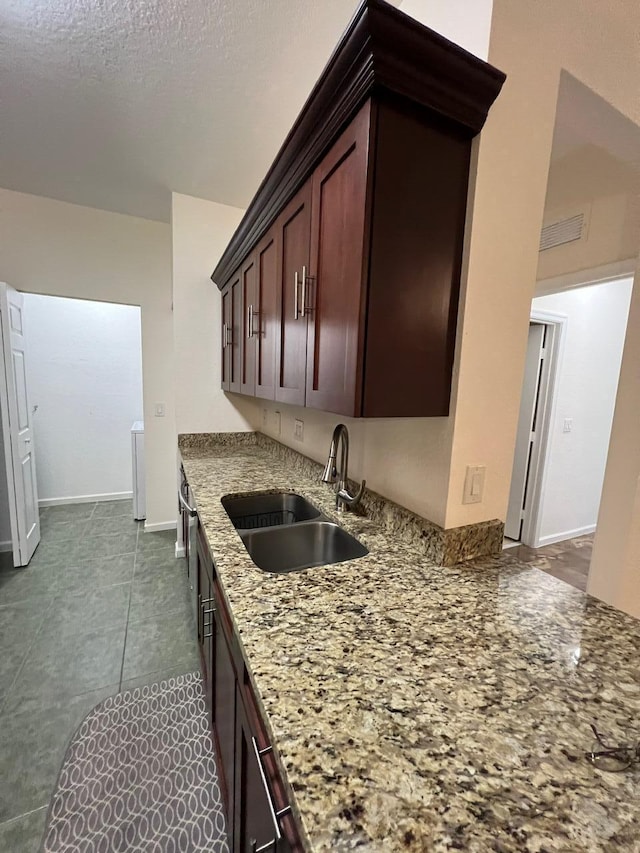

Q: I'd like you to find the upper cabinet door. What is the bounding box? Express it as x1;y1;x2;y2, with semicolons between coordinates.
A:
229;270;242;394
305;102;371;416
275;181;312;407
240;254;257;396
254;229;278;401
221;284;231;392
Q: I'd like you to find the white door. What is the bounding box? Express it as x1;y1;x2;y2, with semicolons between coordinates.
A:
0;284;40;565
505;323;545;541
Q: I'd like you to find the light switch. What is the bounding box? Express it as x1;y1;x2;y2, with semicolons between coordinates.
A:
154;402;165;417
273;410;281;436
463;465;485;504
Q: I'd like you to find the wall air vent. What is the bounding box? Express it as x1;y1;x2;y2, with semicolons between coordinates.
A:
539;213;585;252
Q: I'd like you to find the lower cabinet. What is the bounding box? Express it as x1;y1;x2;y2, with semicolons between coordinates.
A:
212;574;237;820
195;526;214;723
194;514;302;852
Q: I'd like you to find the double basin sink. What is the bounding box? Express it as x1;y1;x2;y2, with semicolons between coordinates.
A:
221;492;368;574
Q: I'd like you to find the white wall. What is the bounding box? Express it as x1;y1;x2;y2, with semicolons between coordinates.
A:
24;293;143;504
399;0;493;60
0;187;175;528
171;193;258;434
531;279;632;544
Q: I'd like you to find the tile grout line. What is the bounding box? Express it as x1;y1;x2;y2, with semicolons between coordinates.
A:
0;803;48;829
118;519;140;690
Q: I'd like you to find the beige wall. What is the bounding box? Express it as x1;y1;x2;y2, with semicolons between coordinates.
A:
442;0;640;529
588;259;640;616
171;192;257;434
537;192;636;283
0;187;176;528
258;401;452;526
536;144;640;283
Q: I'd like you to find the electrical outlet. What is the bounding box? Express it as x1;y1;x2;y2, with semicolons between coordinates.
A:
262;408;268;429
463;465;485;504
154;402;165;418
273;410;281;436
294;419;304;441
563;418;573;433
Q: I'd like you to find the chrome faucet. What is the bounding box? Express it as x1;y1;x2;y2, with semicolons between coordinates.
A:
321;424;366;513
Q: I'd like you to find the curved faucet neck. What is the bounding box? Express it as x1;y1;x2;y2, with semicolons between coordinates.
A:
321;424;365;513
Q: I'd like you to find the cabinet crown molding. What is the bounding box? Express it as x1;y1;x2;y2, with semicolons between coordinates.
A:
211;0;505;289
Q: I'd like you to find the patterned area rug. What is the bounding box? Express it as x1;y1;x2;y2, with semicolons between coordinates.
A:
42;672;229;852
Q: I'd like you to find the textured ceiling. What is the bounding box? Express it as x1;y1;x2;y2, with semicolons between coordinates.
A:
0;0;399;221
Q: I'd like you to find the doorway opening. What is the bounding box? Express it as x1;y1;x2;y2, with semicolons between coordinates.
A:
505;277;634;590
504;69;640;592
0;288;144;567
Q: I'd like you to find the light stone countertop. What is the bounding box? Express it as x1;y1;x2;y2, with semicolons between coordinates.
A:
180;434;640;852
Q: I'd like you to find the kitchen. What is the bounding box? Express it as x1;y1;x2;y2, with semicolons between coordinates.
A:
1;1;640;849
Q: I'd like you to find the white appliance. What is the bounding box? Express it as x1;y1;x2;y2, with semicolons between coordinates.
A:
131;421;146;521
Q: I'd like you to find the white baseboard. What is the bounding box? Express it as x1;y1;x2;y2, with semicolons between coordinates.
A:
535;525;596;548
0;540;12;553
39;491;133;507
175;544;186;558
143;520;177;534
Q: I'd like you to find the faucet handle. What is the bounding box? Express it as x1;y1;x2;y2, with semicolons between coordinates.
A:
336;479;366;509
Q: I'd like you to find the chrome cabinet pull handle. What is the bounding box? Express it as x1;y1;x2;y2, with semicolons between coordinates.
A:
250;737;292;853
178;487;197;517
294;271;299;320
222;322;227;348
201;598;215;639
301;266;314;317
248;304;259;338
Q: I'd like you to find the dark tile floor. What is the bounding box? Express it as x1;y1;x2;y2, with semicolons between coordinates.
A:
0;500;197;852
507;534;593;592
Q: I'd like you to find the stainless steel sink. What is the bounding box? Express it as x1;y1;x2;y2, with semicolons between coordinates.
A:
239;520;368;574
222;492;321;530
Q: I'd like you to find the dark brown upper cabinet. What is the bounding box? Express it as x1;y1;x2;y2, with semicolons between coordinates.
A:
240;254;257;396
275;182;312;407
254;228;278;400
222;270;242;394
305;102;370;415
213;0;505;417
221;284;232;392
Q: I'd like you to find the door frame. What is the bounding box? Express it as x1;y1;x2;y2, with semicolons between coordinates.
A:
518;309;567;548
